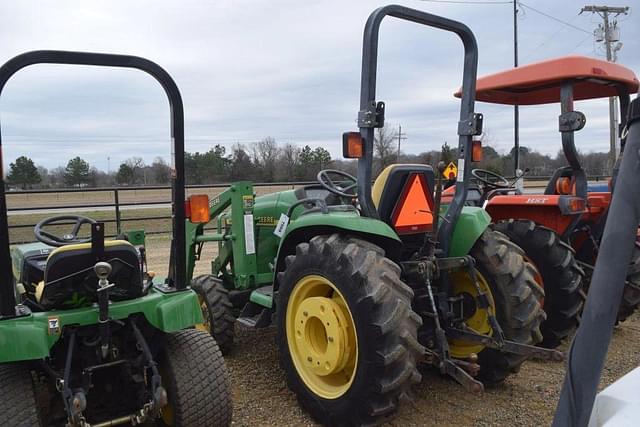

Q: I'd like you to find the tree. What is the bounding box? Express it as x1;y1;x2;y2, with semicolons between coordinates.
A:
297;145;332;180
278;143;301;181
253;137;279;182
184;145;230;184
230;144;256;181
116;163;135;185
441;141;454;165
6;156;41;189
64;157;91;188
373;126;397;174
313;147;331;169
151;157;172;184
124;157;145;184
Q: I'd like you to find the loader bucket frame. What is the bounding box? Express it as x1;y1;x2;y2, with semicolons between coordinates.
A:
0;50;187;317
356;4;481;255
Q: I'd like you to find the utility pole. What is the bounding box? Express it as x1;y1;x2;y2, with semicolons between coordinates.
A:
513;0;520;175
580;5;629;173
396;124;407;163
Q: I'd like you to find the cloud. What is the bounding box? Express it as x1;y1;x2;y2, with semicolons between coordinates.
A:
0;0;637;172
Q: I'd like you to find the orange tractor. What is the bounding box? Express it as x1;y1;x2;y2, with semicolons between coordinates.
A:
445;56;640;348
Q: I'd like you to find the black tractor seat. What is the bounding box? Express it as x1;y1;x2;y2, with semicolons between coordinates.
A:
35;240;142;310
372;164;436;234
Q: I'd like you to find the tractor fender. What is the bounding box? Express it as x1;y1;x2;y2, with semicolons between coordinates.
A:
274;211;402;287
0;288;202;363
448;206;491;257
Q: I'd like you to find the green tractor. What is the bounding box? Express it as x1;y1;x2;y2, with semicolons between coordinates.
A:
186;5;560;425
0;51;232;426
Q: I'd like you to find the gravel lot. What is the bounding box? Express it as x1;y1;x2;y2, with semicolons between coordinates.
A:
140;236;640;426
223;313;640;427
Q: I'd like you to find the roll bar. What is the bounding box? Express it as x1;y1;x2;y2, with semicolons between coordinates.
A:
356;5;481;254
0;50;187;317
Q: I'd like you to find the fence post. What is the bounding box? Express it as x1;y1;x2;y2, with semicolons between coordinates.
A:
114;189;122;235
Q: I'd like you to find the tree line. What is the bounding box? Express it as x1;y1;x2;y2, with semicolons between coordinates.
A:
3;129;611;190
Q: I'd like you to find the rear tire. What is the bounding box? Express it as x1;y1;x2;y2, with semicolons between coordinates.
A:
191;274;236;354
494;219;585;348
158;330;232;427
0;364;40;426
616;242;640;322
468;229;546;385
276;234;423;426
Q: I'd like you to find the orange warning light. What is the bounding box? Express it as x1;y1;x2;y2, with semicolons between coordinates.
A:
187;194;210;224
391;173;434;235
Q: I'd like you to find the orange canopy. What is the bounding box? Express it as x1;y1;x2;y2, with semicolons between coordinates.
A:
455;56;639;105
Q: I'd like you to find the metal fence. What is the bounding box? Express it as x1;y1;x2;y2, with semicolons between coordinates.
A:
6;176;611;244
6;181;312;244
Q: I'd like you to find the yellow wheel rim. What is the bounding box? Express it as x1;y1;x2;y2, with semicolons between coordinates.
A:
448;270;495;359
161;402;174;425
286;275;358;399
194;296;211;333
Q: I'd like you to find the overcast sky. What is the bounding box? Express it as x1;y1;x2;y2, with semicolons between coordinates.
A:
0;0;638;171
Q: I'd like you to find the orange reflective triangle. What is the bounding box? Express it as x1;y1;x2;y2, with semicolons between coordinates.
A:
391;173;434;234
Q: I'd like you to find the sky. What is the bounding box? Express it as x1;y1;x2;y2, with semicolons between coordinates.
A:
0;0;638;172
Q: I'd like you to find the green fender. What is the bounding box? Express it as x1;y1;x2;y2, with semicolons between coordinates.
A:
0;287;203;363
275;211;401;272
448;206;492;257
274;207;489;276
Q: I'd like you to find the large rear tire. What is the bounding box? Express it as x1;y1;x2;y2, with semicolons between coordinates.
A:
494;220;585;348
0;364;41;426
191;274;236;354
158;330;232;427
451;229;546;385
276;234;423;426
615;242;640;322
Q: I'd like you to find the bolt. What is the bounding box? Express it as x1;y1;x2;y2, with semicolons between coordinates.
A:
303;311;308;317
307;356;312;362
328;336;334;342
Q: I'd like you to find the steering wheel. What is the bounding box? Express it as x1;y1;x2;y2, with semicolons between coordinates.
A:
34;215;98;247
317;169;358;198
471;169;510;189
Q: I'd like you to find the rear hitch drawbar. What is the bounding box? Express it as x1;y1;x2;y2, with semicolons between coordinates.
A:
447;326;565;362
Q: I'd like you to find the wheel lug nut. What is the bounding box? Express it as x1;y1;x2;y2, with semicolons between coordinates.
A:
307;356;312;362
303;311;308;316
328;336;334;342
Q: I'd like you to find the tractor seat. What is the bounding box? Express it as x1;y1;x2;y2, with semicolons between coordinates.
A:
37;240;143;310
372;164;436;234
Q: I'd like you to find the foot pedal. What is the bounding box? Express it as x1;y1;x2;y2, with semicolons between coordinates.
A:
237;301;272;328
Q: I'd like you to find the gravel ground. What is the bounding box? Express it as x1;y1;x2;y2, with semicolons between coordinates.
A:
223;312;640;427
141;238;640;426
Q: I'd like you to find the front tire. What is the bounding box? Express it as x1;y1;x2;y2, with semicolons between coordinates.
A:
0;364;41;426
277;234;423;426
191;274;236;354
158;330;232;427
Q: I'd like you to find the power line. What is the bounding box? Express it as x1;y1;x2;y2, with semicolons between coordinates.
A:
580;5;630;172
519;2;591;34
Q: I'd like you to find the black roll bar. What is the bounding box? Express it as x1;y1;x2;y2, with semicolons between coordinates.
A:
0;50;187;317
356;4;480;254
